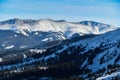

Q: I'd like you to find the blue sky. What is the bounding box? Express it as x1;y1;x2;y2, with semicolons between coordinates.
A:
0;0;120;27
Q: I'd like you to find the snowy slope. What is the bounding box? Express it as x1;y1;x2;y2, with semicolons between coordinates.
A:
0;18;117;38
0;29;120;79
0;18;117;51
31;29;120;79
96;71;120;80
0;19;119;80
54;29;120;70
0;30;64;51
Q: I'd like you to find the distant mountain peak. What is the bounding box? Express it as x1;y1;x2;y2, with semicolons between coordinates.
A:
79;21;114;27
0;18;37;25
0;18;117;38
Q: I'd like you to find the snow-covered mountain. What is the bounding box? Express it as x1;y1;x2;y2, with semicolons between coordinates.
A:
0;18;117;52
0;28;120;79
0;18;119;79
79;21;115;32
0;18;116;38
38;29;120;79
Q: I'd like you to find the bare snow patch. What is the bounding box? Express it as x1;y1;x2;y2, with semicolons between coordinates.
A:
14;34;17;37
20;45;26;49
5;45;14;49
96;72;120;80
0;58;2;62
34;32;38;35
41;38;49;42
23;53;27;58
29;49;46;53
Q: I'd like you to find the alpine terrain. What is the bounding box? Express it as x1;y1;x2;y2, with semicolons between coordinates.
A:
0;18;119;80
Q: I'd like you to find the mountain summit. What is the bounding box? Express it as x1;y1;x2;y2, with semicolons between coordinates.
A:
0;18;117;38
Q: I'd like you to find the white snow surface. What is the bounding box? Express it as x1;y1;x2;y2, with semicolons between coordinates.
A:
20;45;27;49
5;45;14;49
0;58;2;62
23;53;27;58
96;72;120;80
0;19;117;38
29;49;46;53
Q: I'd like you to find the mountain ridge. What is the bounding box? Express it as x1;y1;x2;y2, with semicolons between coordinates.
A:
0;18;117;38
0;18;118;53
